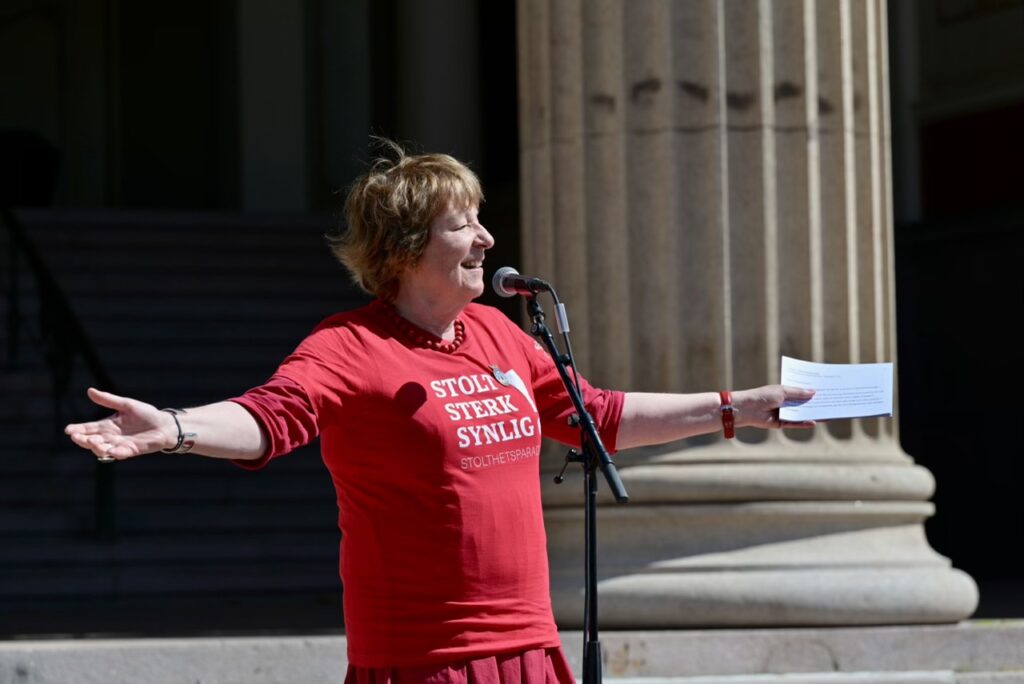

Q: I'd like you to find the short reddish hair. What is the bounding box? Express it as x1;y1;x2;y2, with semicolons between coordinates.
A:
332;140;483;301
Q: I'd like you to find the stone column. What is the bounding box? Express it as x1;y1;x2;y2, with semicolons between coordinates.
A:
518;0;978;626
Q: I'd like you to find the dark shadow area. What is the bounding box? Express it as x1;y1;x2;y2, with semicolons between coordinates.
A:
2;593;344;639
896;205;1024;617
0;0;520;639
0;128;59;207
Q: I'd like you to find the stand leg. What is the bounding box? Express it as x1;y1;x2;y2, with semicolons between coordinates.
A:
583;457;601;684
583;640;602;684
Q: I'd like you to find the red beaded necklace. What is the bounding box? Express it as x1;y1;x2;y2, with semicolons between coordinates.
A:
378;300;466;353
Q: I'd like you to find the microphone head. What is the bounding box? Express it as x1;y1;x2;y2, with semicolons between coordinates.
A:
492;266;520;298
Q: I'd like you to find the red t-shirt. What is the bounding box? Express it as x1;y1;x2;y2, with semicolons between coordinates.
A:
230;300;624;667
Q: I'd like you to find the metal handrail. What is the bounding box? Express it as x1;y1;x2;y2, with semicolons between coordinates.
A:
1;206;117;538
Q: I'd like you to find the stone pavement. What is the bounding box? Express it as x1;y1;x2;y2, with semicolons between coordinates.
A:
2;623;1022;684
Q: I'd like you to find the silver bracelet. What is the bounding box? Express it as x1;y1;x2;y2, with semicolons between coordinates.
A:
159;408;197;454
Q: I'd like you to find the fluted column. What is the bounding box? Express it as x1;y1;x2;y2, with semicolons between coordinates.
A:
518;0;978;626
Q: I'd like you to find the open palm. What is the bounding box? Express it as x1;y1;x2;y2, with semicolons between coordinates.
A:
64;388;174;460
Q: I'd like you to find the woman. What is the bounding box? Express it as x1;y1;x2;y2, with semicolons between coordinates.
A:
66;141;814;683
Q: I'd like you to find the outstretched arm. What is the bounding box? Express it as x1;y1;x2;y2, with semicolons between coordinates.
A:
64;387;266;462
615;385;815;450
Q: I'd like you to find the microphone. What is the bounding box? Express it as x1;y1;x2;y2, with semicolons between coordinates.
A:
492;267;551;298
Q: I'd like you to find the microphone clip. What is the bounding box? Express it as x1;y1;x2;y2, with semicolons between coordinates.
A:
554;447;586;484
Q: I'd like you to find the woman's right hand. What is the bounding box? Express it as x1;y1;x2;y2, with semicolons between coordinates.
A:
64;387;177;461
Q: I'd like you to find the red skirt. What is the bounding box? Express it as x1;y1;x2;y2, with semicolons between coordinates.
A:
344;647;576;684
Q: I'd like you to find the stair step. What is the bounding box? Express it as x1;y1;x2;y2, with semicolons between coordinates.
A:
4;321;349;345
0;425;77;452
0;431;70;450
32;251;342;273
2;530;338;565
57;297;339;318
0;468;333;504
3;560;339;598
6;372;300;408
0;527;341;598
3;211;365;606
23;272;351;296
0;500;337;535
0;445;326;479
0;591;344;636
1;344;300;371
26;231;335;252
17;207;335;236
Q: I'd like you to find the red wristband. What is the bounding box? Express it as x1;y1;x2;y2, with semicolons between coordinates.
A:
719;390;735;439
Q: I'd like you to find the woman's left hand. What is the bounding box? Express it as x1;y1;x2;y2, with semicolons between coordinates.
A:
733;385;816;430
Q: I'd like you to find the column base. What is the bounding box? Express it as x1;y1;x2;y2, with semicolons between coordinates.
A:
552;566;978;627
546;500;978;628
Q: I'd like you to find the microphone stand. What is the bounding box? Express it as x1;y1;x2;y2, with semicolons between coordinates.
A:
524;293;628;684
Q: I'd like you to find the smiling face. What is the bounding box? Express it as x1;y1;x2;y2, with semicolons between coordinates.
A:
335;144;486;303
398;203;494;314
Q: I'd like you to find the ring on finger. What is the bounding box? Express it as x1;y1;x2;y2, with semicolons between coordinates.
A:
96;445;116;463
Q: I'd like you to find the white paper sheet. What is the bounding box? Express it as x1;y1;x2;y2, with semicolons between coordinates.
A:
779;356;893;421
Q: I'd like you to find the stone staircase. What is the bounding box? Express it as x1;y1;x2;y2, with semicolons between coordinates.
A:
0;209;370;635
3;624;1024;684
